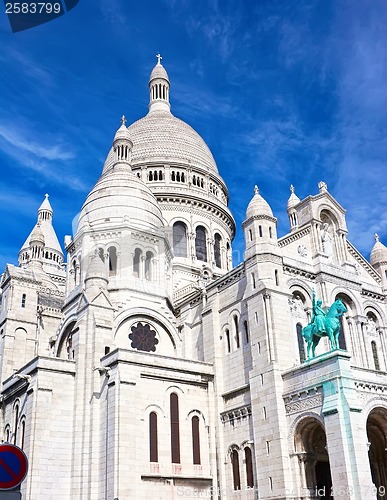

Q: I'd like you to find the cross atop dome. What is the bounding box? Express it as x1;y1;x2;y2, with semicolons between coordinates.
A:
121;115;127;126
156;53;162;65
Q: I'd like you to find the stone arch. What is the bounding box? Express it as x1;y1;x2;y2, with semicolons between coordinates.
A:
293;415;332;496
56;319;78;359
367;407;387;499
333;290;358;353
114;308;179;357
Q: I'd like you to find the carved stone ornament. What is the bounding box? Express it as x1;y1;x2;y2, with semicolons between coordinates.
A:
297;244;308;257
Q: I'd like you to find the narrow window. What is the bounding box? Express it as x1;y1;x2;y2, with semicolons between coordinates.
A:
176;172;181;182
259;225;263;237
104;346;110;355
171;171;176;182
214;233;222;268
149;171;153;181
371;341;380;371
231;450;241;490
181;172;185;182
21;294;26;308
195;226;207;262
269;227;272;238
249;229;253;242
108;247;117;276
133;248;142;277
338;316;347;350
275;269;279;286
98;248;105;262
226;242;231;270
21;419;25;450
170;393;180;463
245;447;254;488
244;320;249;343
14;405;19;445
234;315;240;348
192;416;201;465
173;222;188;258
251;273;256;289
149;412;158;462
225;329;231;353
5;427;10;442
159;170;163;180
145;251;153;281
296;323;306;363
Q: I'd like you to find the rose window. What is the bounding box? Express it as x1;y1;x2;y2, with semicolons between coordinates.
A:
129;322;159;352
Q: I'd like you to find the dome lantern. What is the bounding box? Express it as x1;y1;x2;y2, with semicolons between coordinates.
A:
148;53;171;113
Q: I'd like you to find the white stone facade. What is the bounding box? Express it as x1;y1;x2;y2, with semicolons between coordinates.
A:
0;59;387;500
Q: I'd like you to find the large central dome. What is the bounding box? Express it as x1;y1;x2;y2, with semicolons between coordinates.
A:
126;111;218;173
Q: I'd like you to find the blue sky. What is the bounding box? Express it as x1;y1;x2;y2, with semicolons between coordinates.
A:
0;0;386;270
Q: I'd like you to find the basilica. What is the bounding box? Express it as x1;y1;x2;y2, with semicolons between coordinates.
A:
0;58;387;499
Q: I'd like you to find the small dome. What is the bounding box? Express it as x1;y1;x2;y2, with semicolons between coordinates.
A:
77;164;164;233
246;185;273;219
370;234;387;266
287;184;301;209
38;193;53;214
30;224;45;244
149;62;169;83
113;116;132;143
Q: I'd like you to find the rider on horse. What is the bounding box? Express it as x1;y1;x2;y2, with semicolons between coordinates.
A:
311;289;326;334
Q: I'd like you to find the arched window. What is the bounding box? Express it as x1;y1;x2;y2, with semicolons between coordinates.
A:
233;315;240;349
225;329;231;353
98;248;105;262
133;248;142;277
21;294;26;308
14;404;19;445
338;316;347;350
371;341;380;371
173;222;188;258
192;416;201;465
107;247;117;276
195;226;207;262
149;412;158;462
170;393;180;464
231;449;241;490
296;323;306;363
145;251;153;281
244;320;249;343
20;418;26;450
245;447;254;488
214;233;222;268
5;426;10;443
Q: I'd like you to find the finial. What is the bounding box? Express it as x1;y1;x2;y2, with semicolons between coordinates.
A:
121;115;127;126
290;184;295;194
318;181;328;193
156;53;162;65
254;185;259;195
45;193;49;199
375;233;380;242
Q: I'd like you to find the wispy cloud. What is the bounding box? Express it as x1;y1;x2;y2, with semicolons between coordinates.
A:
0;124;74;161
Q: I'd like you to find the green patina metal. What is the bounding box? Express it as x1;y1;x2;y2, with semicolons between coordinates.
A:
302;290;347;359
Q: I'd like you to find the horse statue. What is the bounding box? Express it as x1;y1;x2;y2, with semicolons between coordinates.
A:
302;291;347;359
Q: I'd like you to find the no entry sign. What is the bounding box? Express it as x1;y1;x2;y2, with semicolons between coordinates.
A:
0;444;28;490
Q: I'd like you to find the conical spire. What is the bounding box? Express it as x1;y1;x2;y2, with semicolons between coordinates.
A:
148;54;171;113
246;185;273;219
287;184;301;209
370;233;387;266
18;194;63;269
